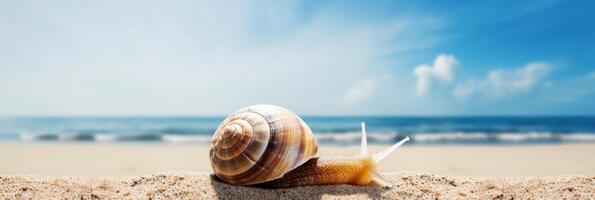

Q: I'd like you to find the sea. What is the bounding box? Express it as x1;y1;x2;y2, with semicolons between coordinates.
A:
1;116;594;145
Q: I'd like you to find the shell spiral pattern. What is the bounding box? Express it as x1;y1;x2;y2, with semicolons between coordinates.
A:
209;104;318;185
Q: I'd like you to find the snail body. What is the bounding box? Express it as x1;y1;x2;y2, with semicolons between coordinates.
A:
209;104;409;188
259;156;377;188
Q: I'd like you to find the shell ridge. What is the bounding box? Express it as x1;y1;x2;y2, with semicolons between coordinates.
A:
290;114;307;170
242;109;296;184
219;109;280;184
243;110;275;166
212;119;254;160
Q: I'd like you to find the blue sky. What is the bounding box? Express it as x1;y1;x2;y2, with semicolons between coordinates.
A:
0;0;594;116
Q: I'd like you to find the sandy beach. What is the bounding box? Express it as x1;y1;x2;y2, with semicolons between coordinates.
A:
1;172;594;199
1;143;595;176
1;143;594;199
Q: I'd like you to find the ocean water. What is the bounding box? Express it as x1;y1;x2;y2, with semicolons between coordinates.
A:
0;116;594;145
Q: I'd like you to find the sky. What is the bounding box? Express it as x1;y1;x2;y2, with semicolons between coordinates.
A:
0;0;594;116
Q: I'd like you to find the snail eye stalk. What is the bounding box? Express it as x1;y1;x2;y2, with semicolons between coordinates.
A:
360;121;368;156
358;121;410;188
359;121;410;163
372;136;410;163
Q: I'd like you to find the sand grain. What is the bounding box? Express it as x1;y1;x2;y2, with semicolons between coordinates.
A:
1;172;594;199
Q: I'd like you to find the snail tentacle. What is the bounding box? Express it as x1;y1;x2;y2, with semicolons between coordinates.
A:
369;135;410;188
371;136;410;164
361;121;410;187
360;121;368;156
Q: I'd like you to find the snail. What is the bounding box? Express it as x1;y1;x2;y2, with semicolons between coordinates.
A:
209;104;410;188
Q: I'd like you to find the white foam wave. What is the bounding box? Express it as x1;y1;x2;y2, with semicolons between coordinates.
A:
94;134;119;142
16;131;595;144
560;133;595;142
57;133;79;141
315;132;399;144
412;132;488;142
19;133;38;141
162;135;211;143
19;132;58;141
495;132;553;142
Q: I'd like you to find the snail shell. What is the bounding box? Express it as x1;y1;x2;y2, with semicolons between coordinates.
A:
210;104;410;188
209;104;318;185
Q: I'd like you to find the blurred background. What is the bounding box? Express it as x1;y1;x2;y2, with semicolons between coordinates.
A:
1;0;594;145
0;0;594;176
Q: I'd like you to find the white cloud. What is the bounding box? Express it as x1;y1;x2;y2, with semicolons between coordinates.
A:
413;54;458;96
343;79;376;106
453;62;551;99
0;1;444;115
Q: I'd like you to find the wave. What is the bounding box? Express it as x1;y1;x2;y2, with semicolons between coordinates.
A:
316;132;401;144
559;133;595;142
494;132;554;142
412;132;489;142
19;132;212;144
16;131;595;144
319;132;595;144
161;134;212;143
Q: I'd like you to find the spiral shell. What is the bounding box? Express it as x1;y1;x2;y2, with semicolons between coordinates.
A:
209;104;318;185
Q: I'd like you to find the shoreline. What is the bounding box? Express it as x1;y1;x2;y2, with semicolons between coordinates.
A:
5;131;595;145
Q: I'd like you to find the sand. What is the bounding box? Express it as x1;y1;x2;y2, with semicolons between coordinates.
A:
1;143;595;176
1;143;595;199
1;172;593;199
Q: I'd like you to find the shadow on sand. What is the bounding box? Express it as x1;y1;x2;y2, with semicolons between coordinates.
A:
209;175;388;200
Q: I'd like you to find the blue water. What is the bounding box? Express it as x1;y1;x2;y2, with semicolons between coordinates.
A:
1;116;594;145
